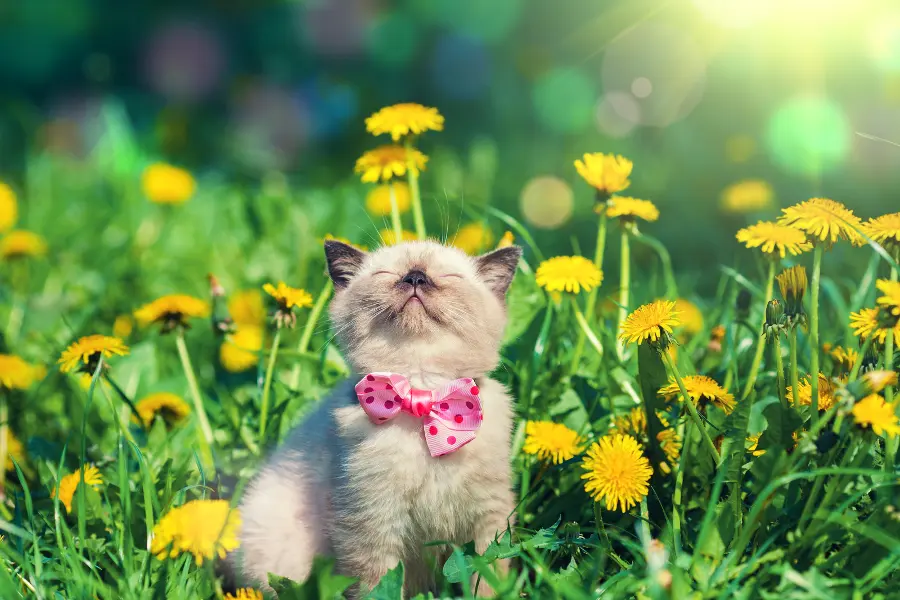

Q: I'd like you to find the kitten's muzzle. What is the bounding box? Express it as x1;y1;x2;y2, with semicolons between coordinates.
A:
401;270;431;288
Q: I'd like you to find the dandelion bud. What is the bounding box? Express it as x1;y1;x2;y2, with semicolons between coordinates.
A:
776;265;808;320
208;273;234;335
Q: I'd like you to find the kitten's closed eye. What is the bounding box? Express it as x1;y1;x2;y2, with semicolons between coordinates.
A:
436;274;463;279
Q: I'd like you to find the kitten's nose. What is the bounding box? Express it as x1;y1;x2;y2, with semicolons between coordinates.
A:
402;270;429;287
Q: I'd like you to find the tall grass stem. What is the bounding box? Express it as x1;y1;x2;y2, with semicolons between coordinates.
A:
175;330;215;472
809;244;824;421
616;227;631;361
259;327;283;441
741;260;776;400
288;281;333;390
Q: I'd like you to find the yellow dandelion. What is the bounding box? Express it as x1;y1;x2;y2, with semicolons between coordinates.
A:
778;198;863;245
876;279;900;317
0;354;38;390
365;103;444;141
786;373;837;411
674;299;704;335
611;407;647;437
522;421;585;465
736;221;812;258
0;182;17;233
452;222;495;255
496;231;515;249
861;370;898;394
379;228;418;246
720;179;774;213
619;300;681;346
263;282;312;311
606;196;659;222
225;589;264;600
142;163;196;205
134;392;191;428
535;256;603;294
658;375;736;414
150;499;241;565
220;325;263;373
0;230;48;259
58;335;129;374
355;145;428;183
112;315;134;339
52;465;103;514
573;153;633;195
229;289;266;326
134;295;210;331
861;213;900;253
365;182;411;217
658;428;682;463
581;434;653;512
3;429;26;472
324;234;368;251
850;308;900;345
852;394;900;437
746;433;766;457
828;345;858;372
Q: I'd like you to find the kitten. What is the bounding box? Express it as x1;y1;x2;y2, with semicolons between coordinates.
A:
234;239;522;597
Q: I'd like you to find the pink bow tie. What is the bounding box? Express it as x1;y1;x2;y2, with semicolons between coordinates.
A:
355;373;484;457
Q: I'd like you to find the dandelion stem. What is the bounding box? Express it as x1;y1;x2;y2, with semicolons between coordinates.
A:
774;334;787;409
406;141;426;240
809;244;824;422
616;226;632;361
789;327;800;406
0;392;7;499
884;267;898;471
288;281;333;391
662;351;720;464
388;182;403;244
741;260;776;400
175;330;215;472
850;335;875;381
259;326;283;442
570;211;607;373
571;300;603;360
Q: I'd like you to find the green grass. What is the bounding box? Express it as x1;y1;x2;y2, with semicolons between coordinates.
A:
1;107;900;600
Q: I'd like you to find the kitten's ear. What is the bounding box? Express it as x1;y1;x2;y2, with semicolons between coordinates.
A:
476;246;522;298
324;241;367;289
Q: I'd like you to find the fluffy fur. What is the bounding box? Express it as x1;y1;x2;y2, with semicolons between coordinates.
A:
235;240;522;596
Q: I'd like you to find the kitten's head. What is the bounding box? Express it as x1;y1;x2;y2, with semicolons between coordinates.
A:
324;240;522;379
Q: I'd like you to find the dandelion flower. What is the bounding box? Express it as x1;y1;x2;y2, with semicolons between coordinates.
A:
142;163;196;205
876;279;900;317
522;421;584;464
0;354;38;390
58;335;129;373
151;499;241;565
452;223;494;255
220;325;263;372
776;265;808;319
611;407;647;437
134;392;191;428
674;299;703;335
828;345;858;372
786;373;837;411
619;300;681;346
736;221;812;258
535;256;603;294
497;231;515;249
135;295;210;332
3;429;26;471
365;182;411;217
365;103;444;141
324;234;367;251
355;145;427;183
850;308;900;345
379;228;417;246
720;180;774;213
746;433;766;456
778;198;863;245
860;370;898;395
659;375;736;414
53;465;103;514
852;394;900;437
606;197;659;222
581;434;653;512
263;282;312;311
113;315;134;339
573;153;632;195
229;290;266;326
0;230;48;259
225;589;264;600
0;182;17;232
861;212;900;253
658;428;682;463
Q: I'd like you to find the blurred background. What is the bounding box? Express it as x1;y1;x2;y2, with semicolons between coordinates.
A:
2;0;899;290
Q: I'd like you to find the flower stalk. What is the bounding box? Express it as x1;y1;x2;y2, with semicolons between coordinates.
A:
741;260;776;400
661;350;719;463
406;141;426;240
570;208;608;373
789;328;800;406
809;244;824;420
617;226;632;361
259;326;283;441
388;182;403;245
175;330;215;472
288;280;333;390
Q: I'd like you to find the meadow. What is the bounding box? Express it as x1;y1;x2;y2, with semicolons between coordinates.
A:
1;102;900;600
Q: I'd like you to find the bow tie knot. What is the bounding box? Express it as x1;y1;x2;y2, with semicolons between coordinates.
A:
355;373;483;457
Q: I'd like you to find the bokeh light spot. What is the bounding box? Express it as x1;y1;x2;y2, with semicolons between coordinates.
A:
869;16;900;73
595;92;640;138
765;95;850;177
430;34;491;100
725;134;756;163
366;12;419;67
419;0;521;43
631;77;652;98
520;176;573;230
532;67;596;134
143;21;226;103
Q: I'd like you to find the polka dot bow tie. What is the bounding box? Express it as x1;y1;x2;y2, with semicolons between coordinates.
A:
355;373;484;457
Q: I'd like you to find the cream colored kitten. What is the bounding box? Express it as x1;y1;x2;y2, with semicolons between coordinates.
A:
235;239;522;597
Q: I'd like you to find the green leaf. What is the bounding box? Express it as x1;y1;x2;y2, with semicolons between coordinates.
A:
442;546;474;584
269;556;357;600
636;343;670;490
760;402;803;452
365;562;404;600
503;271;546;347
522;517;562;551
548;388;588;432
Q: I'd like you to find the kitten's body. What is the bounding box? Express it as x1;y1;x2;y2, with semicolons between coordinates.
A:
236;240;521;596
